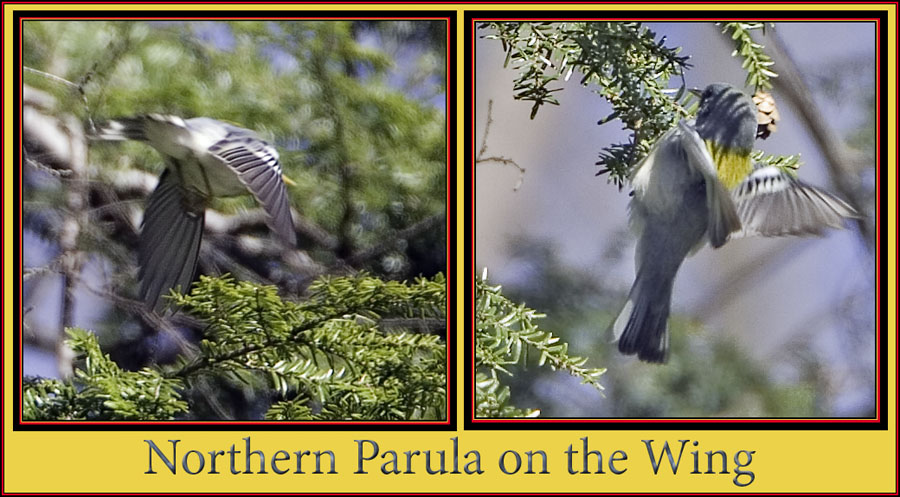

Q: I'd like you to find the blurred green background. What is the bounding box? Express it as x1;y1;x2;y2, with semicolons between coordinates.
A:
23;20;447;376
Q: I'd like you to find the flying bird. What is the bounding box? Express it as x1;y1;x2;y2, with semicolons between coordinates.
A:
91;114;296;311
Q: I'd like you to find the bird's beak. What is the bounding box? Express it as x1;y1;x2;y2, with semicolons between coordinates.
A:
282;174;297;187
689;87;703;97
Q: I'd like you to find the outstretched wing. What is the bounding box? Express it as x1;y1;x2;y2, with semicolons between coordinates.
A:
732;165;859;237
206;135;297;247
138;170;205;312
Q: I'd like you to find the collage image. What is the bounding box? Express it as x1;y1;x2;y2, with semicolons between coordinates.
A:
5;4;892;495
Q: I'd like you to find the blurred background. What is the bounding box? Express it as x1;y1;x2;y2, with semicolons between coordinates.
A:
23;20;447;384
475;22;876;418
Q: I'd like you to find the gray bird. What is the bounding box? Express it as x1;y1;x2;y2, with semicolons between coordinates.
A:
608;83;858;363
91;114;296;311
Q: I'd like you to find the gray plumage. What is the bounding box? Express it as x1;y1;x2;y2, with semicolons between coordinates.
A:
137;169;205;310
609;119;725;363
92;114;296;311
732;164;859;237
608;83;857;364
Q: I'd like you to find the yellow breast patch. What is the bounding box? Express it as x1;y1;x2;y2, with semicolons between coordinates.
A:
704;139;752;190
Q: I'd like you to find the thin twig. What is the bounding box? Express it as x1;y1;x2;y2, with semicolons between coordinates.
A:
766;29;873;250
478;100;494;157
476;99;526;191
76;277;203;358
379;318;446;335
25;155;73;177
58;116;88;378
24;66;80;89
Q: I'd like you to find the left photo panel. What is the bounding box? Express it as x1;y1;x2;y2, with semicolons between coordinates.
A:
17;15;453;425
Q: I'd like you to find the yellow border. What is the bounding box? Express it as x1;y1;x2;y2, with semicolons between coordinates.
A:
5;3;897;494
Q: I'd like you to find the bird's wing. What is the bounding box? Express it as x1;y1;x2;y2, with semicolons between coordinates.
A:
731;165;859;238
677;120;742;248
206;135;297;247
138;169;205;312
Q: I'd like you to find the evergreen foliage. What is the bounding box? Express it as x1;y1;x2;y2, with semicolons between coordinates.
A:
719;22;777;91
21;20;448;419
23;328;188;421
478;21;791;188
474;272;605;417
23;274;447;421
476;22;873;418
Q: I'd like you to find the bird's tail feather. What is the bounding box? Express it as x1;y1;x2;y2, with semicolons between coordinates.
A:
608;268;676;364
89;117;148;141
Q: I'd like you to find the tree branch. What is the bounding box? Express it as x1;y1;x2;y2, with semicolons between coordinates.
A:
766;30;874;250
476;99;525;191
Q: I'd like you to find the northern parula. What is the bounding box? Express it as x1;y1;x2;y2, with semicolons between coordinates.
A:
608;83;858;363
92;114;297;311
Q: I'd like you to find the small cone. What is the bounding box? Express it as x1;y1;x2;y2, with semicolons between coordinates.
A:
753;91;780;140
